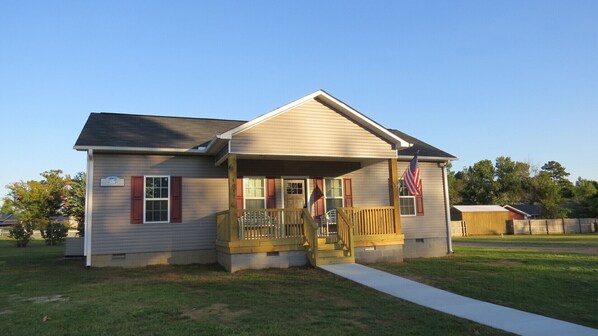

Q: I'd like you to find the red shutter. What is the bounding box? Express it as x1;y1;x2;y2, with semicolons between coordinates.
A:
170;176;182;223
313;178;325;219
343;179;353;207
131;176;144;224
236;177;244;210
266;177;276;209
416;182;424;216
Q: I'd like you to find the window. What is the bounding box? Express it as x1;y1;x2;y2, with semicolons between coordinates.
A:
325;178;343;212
398;178;416;216
145;176;169;222
244;177;265;209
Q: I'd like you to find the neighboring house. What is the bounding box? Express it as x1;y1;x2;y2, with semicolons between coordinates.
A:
451;205;510;235
0;213;17;227
505;203;543;219
74;90;457;271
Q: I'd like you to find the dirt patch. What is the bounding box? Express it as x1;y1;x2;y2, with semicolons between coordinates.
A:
182;303;250;322
26;295;69;304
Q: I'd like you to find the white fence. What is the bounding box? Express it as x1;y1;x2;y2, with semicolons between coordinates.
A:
508;218;597;235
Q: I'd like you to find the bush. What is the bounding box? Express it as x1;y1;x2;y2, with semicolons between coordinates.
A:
40;222;68;245
8;223;34;247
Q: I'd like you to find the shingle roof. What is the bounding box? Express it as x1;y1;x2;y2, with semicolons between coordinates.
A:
509;203;544;216
75;113;245;149
452;205;508;213
389;129;456;159
75;113;455;161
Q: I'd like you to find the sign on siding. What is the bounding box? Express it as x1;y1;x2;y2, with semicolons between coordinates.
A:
100;176;125;187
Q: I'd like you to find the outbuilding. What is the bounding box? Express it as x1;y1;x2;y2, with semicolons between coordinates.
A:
451;205;510;235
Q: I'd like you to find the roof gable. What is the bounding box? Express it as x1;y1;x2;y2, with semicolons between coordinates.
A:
219;90;411;148
228;98;399;159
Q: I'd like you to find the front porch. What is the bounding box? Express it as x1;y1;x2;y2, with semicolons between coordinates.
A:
216;206;405;271
214;154;406;272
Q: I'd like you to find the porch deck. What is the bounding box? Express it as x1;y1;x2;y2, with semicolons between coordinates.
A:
216;207;404;267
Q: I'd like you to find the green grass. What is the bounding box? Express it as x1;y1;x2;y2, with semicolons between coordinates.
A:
453;233;598;248
375;239;598;329
0;240;508;336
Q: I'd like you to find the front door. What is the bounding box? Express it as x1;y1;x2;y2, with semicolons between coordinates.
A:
284;179;306;209
283;179;306;236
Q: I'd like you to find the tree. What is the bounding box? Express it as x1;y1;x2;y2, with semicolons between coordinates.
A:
3;170;66;228
63;172;86;236
572;178;598;217
461;160;495;205
541;161;574;198
447;163;464;205
530;171;568;218
2;170;69;246
494;156;530;205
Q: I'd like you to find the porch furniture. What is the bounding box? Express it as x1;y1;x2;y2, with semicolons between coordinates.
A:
238;211;277;240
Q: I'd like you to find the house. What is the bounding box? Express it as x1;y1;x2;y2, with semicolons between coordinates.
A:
504;203;543;219
450;205;510;235
74;90;457;271
0;213;17;227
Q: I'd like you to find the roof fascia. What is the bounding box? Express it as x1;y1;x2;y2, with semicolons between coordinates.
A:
397;155;458;161
73;145;210;154
503;205;530;216
217;90;411;148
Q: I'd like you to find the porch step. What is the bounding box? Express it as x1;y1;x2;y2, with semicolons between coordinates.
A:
318;236;338;244
317;249;348;258
315;255;355;265
317;242;344;251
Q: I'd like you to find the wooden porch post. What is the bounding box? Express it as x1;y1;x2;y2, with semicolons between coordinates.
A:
389;159;402;235
228;154;239;242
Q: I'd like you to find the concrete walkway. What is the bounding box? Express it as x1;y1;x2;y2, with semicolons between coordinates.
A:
320;263;598;336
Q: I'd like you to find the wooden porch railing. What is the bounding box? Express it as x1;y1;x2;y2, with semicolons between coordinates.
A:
336;208;355;258
341;206;396;236
302;208;319;266
237;208;304;240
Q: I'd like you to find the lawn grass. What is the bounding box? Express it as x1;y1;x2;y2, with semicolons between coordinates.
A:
453;233;598;247
375;241;598;329
0;239;508;336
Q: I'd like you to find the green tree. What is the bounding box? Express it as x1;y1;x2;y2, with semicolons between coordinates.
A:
572;178;598;217
541;161;574;198
461;160;495;205
494;156;530;205
2;170;68;245
63;172;86;236
530;171;568;218
446;163;464;205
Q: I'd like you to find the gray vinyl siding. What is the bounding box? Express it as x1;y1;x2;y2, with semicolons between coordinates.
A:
344;160;390;206
398;161;449;239
91;154;228;255
230;99;396;158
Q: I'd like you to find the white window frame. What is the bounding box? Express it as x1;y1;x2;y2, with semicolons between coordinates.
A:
243;177;266;209
324;178;344;212
398;178;416;217
143;175;170;223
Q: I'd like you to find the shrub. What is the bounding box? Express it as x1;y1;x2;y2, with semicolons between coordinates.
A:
8;223;34;247
40;222;68;245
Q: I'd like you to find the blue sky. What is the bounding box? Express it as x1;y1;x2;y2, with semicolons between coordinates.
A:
1;1;597;199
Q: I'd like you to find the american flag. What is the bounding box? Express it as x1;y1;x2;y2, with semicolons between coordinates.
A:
403;152;421;196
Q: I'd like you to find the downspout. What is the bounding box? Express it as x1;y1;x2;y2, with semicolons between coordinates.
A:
440;162;453;253
84;150;94;267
